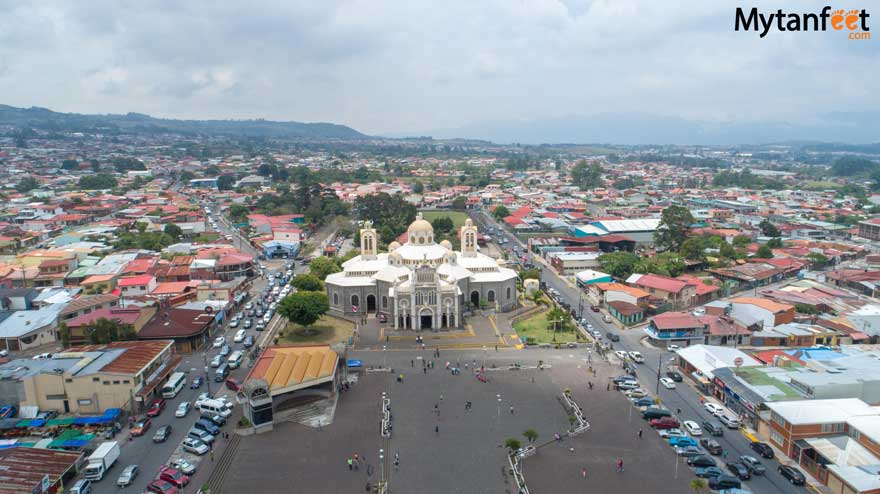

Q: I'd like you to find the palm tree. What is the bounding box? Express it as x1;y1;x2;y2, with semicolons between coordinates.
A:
690;478;707;494
504;438;522;454
522;429;538;444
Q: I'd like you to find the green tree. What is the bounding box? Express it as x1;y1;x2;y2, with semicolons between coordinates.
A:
493;205;511;220
412;181;424;194
518;268;541;281
690;478;708;494
430;216;454;233
217;175;236;191
830;156;878;176
654;205;695;252
163;223;184;239
719;241;736;259
228;204;250;223
178;171;196;182
732;235;751;248
61;159;79;170
795;303;819;315
58;322;70;349
766;237;783;248
79;174;118;190
679;238;707;261
354;193;417;241
759;220;780;237
86;318;137;344
598;251;640;280
504;438;522;453
112;157;146;172
309;256;342;280
522;429;538;444
756;244;773;258
807;252;830;267
278;291;329;335
451;196;467;210
15;177;39;193
570;160;604;190
655;252;686;277
291;273;324;292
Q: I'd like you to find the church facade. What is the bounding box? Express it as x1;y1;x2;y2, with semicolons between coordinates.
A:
324;214;518;330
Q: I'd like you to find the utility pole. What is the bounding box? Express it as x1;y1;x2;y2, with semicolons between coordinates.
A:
655;356;662;394
203;351;212;395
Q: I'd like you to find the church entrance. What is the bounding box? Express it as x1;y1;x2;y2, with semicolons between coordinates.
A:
441;314;447;327
421;315;433;329
470;291;480;306
366;294;376;313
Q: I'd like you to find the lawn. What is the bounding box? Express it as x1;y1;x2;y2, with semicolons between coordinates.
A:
421;210;469;230
513;308;579;344
280;315;356;345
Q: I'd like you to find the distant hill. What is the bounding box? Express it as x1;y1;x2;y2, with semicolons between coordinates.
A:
0;104;368;140
403;112;880;146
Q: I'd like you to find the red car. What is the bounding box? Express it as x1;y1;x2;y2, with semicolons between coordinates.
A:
147;479;179;494
158;466;190;488
225;378;241;391
130;417;152;437
650;417;681;429
146;398;166;418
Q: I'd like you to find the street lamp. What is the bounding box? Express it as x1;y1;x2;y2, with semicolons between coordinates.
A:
496;394;502;425
383;345;387;369
482;345;487;369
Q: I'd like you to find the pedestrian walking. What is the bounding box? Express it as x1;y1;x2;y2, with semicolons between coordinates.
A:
607;382;611;391
581;467;587;478
510;405;515;414
588;381;593;390
435;425;439;435
423;366;427;374
348;458;353;470
616;459;624;472
638;429;643;438
210;451;215;462
723;449;729;460
411;359;414;367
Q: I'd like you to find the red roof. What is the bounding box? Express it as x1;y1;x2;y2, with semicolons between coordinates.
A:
117;274;155;287
504;216;525;226
650;312;705;330
632;274;693;294
65;308;143;328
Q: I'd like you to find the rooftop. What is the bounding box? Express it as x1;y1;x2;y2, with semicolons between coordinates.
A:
247;345;338;395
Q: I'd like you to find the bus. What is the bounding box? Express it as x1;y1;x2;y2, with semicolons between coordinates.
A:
161;372;186;399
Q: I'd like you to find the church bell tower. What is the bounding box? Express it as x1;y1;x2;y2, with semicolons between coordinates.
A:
360;220;378;260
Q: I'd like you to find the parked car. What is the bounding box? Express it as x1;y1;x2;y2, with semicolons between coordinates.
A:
182;437;209;455
659;377;676;389
675;445;703;457
194;418;221;436
683;421;703;436
650;417;680;429
616;381;640;391
219;344;231;358
719;414;741;429
225;378;241;391
628;351;645;363
170;459;196;475
116;464;139;487
658;428;686;439
695;466;724;479
175;402;191;418
152;425;173;443
702;420;724;437
614;351;629;361
200;413;227;427
739;455;766;475
777;465;806;485
708;474;742;491
704;402;724;416
612;375;638;384
233;330;246;343
130;418;152;436
667;344;681;352
725;461;751;480
187;428;215;445
606;332;620;342
210;355;223;368
146;398;166;418
666;371;683;382
212;337;225;348
146;479;179;494
158;466;190;488
624;388;648;399
669;436;698;448
632;397;654;408
190;377;203;389
243;335;255;347
687;455;717;468
700;438;723;455
243;319;253;329
228;319;239;329
747;441;773;458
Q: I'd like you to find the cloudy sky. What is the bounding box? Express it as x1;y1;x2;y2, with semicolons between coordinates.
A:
0;0;876;136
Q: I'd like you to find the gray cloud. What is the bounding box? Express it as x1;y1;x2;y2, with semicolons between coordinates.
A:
0;0;876;135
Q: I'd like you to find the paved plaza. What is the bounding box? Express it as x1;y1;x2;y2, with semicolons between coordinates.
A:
221;347;692;493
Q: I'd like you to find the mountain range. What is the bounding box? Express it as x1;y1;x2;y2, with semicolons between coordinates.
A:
397;112;880;146
0;105;367;140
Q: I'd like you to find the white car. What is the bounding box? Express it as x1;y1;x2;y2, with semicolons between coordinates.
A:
233;330;246;343
660;377;676;389
586;324;594;331
628;351;645;363
658;428;687;438
182;437;209;456
212;336;225;348
175;402;191;418
210;355;223;368
624;388;648;398
704;402;724;416
614;351;629;361
667;344;681;352
683;421;703;436
195;393;211;407
32;352;53;360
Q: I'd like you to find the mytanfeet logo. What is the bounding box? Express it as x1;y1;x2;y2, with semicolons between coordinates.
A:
736;6;870;40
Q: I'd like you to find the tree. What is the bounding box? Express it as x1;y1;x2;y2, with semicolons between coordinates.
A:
61;159;78;170
228;204;249;224
112;157;146;172
807;252;830;267
719;241;736;259
493;205;511;220
430;216;454;234
15;177;39;193
732;235;751;248
309;256;342;280
598;251;640;280
163;223;184;239
690;478;708;494
756;244;773;258
451;196;467;210
291;273;323;292
759;220;780;238
522;429;538;444
518;268;540;281
58;322;70;349
795;303;819;315
354;193;416;241
86;318;137;344
79;174;118;190
570;160;604;190
278;291;329;334
679;238;707;261
217;175;236;191
830;156;878;176
504;438;522;454
178;171;196;182
412;181;424;194
766;237;783;248
655;205;694;252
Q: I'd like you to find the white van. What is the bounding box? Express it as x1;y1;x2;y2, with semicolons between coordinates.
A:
198;398;232;418
227;350;244;369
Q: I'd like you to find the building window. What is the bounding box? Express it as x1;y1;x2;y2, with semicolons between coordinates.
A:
46;394;66;400
123;380;130;384
821;423;844;433
92;377;100;382
771;412;787;427
770;430;784;446
65;378;73;383
382;296;388;309
506;287;511;299
112;380;120;385
851;429;861;441
103;381;110;385
487;290;495;302
351;295;359;309
333;293;339;305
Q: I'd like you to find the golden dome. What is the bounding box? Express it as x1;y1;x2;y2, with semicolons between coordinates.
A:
407;213;434;235
388;241;401;251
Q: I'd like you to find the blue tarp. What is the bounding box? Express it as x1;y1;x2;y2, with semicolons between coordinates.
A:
347;359;363;368
73;417;102;425
101;408;121;420
29;419;46;428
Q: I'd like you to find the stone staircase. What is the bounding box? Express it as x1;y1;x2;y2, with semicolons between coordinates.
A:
203;434;241;494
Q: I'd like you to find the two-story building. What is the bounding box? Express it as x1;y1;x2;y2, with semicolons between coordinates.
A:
645;311;708;346
117;274;158;298
626;273;698;310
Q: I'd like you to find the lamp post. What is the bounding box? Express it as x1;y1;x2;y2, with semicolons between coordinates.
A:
655;356;662;394
496;394;502;426
482;346;487;369
203;351;212;395
383;345;387;369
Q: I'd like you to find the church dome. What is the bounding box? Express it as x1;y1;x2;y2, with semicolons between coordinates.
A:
407;218;434;235
496;258;506;266
388;241;401;251
439;240;452;250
